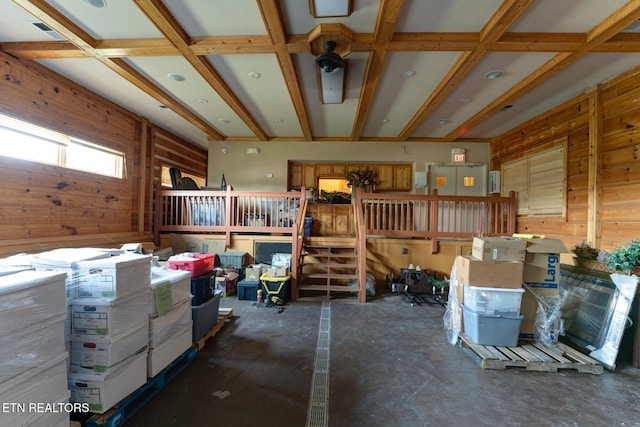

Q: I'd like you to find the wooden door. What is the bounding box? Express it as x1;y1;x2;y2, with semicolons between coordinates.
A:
394;165;412;191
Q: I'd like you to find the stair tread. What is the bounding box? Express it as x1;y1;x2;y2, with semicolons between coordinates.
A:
301;254;356;260
301;273;358;279
297;284;359;291
304;244;356;250
300;262;357;268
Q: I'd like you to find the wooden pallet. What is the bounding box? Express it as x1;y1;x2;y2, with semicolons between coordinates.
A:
85;346;197;427
195;308;233;351
459;335;603;374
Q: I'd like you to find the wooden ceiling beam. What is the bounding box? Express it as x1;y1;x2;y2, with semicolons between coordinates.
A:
446;1;640;141
133;0;267;141
10;0;224;141
350;0;404;141
398;0;533;141
256;0;313;141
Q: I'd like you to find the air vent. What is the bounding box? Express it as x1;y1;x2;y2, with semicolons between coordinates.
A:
31;22;65;41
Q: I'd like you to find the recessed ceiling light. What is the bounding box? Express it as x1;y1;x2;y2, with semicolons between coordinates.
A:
159;105;170;110
167;73;186;82
381;118;390;123
402;70;416;78
274;118;284;123
81;0;107;8
485;70;504;80
438;119;449;125
248;72;261;79
460;97;472;103
218;118;231;124
500;105;514;111
197;99;208;104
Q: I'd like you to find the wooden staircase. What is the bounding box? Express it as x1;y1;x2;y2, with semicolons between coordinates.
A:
296;237;363;302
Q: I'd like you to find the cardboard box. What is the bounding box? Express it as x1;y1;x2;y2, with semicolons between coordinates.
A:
267;266;288;277
245;267;262;282
455;255;523;289
519;238;568;339
70;320;148;374
69;350;147;414
522;238;568;288
472;237;526;262
202;239;226;255
147;325;192;378
271;253;292;268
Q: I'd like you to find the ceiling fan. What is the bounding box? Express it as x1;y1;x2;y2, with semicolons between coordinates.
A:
315;41;346;73
315;41;347;104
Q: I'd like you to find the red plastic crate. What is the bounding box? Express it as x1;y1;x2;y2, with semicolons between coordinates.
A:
168;253;214;277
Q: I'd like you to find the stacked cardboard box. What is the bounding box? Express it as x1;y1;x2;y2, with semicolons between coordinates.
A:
453;236;569;345
67;253;151;414
456;238;526;347
148;266;193;377
0;270;70;427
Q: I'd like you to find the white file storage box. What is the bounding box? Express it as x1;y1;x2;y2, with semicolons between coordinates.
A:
149;300;192;348
147;325;192;378
150;267;192;317
75;253;152;299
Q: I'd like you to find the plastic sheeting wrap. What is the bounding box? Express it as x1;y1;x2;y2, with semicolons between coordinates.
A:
149;266;192;317
0;353;69;427
0;270;67;333
29;248;112;299
559;266;638;370
75;253;152;299
0;314;67;384
443;261;462;345
524;283;564;346
70;290;150;339
148;300;192;348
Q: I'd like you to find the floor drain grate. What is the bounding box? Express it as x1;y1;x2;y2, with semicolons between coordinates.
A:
306;302;331;427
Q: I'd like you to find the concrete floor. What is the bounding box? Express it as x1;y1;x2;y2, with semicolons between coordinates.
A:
124;290;640;427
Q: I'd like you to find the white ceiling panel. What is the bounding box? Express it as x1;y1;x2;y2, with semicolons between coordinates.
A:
165;0;267;36
206;53;303;138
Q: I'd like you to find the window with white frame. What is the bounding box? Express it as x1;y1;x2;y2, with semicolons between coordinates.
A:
0;113;125;179
502;140;566;217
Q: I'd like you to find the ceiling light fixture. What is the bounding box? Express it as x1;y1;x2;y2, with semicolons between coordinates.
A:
438;119;449;125
309;0;353;17
460;97;472;103
402;70;416;78
485;70;504;80
218;118;231;124
248;72;261;79
81;0;107;8
197;99;208;104
274;118;284;123
167;73;186;82
381;118;390;123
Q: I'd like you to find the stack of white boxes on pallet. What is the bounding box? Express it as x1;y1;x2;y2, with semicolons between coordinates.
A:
65;252;152;414
0;269;70;427
148;265;193;377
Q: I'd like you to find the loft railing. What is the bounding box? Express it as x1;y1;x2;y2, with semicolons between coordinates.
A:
354;189;517;253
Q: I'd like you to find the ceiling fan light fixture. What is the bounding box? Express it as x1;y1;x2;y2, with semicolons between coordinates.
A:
485;70;504;80
316;41;345;73
310;0;353;18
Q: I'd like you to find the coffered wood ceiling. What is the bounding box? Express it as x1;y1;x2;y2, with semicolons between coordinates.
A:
2;0;640;148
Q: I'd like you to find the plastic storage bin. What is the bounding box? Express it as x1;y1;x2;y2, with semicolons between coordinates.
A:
462;305;523;347
168;253;214;277
218;252;248;269
260;273;291;302
191;272;214;306
192;293;220;342
463;285;524;315
237;280;261;301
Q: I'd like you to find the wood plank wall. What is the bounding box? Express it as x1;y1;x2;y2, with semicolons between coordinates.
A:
492;64;640;252
0;51;206;256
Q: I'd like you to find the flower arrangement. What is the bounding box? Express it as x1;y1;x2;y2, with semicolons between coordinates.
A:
345;168;380;187
573;242;600;260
